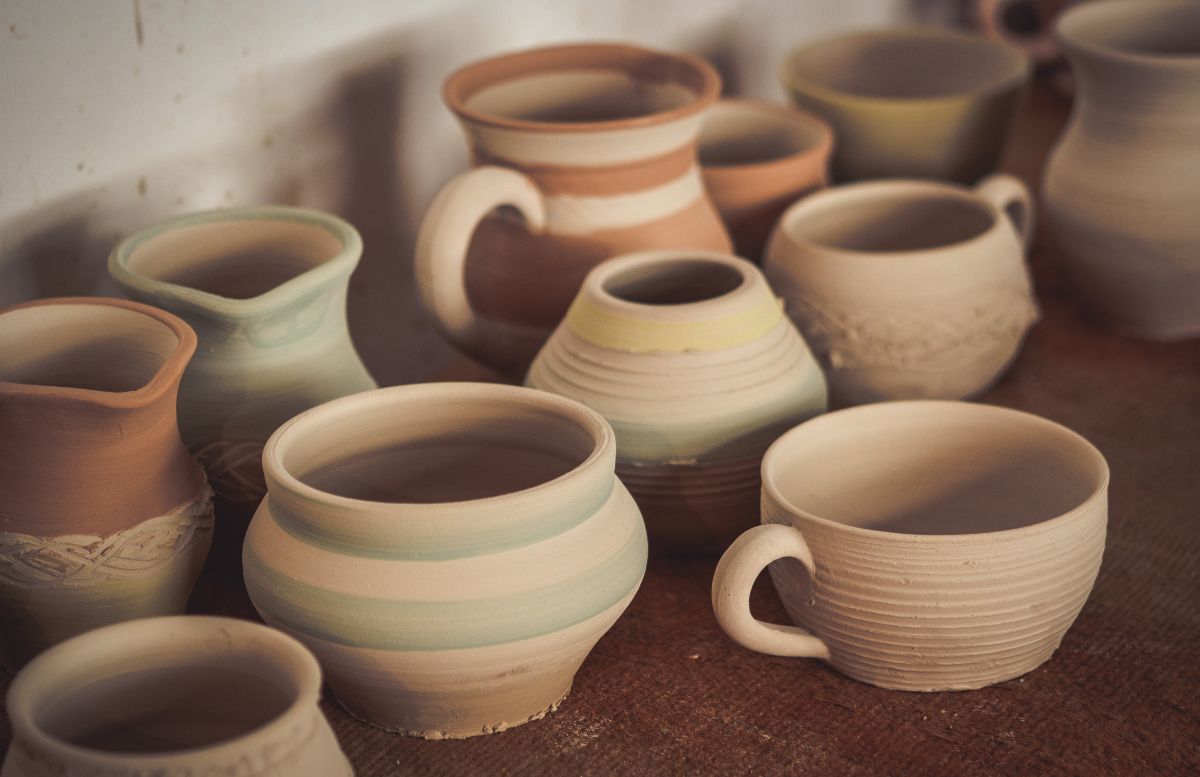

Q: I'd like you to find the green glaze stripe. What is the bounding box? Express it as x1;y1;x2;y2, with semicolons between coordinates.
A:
243;527;647;650
267;477;615;561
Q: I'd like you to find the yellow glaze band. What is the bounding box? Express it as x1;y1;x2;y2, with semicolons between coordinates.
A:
565;294;784;353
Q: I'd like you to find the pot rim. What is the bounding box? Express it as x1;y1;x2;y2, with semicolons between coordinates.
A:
443;41;721;134
0;296;196;410
1055;0;1200;69
4;616;323;769
762;400;1109;544
108;205;362;320
699;98;834;174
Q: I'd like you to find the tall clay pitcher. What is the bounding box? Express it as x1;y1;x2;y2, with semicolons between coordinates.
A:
416;43;733;372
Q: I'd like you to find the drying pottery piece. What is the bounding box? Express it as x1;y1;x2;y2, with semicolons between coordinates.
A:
713;400;1108;691
764;174;1039;405
781;26;1030;182
109;206;376;502
416;43;732;373
971;0;1077;67
243;383;647;738
1042;0;1200;340
0;298;212;670
0;616;352;776
699;99;833;263
528;251;827;554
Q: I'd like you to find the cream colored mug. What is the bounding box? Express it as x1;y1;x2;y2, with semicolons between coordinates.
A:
712;400;1108;691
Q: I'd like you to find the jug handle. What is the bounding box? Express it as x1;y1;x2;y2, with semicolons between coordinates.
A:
712;523;831;660
415;166;548;369
975;173;1035;251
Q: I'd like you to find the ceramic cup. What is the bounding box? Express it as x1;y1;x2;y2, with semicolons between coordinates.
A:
713;401;1108;691
0;616;352;776
781;26;1031;182
528;250;827;555
764;174;1039;405
698;99;833;263
243;383;648;738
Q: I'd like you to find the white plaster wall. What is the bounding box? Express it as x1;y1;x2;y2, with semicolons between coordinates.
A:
0;0;948;384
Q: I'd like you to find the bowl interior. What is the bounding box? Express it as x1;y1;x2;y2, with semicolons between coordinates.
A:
699;103;827;166
601;257;746;306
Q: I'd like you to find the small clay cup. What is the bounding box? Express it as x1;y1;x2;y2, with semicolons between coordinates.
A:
713;401;1108;691
699;99;833;262
0;616;352;776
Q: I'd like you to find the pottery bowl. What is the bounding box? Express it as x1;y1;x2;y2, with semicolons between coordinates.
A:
713;401;1108;691
781;26;1030;182
0;616;351;777
243;383;647;738
699;99;833;262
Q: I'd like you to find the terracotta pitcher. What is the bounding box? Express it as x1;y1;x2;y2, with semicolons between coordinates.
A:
416;43;732;373
109;206;377;503
0;298;213;669
1042;0;1200;339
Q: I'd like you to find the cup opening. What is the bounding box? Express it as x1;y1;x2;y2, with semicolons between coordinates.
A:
699;103;827;166
277;389;603;504
781;186;996;253
124;217;345;300
601;257;746;305
1060;0;1200;58
786;28;1028;100
0;304;179;393
766;403;1107;536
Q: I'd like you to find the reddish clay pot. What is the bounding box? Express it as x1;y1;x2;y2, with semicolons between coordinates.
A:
0;297;213;669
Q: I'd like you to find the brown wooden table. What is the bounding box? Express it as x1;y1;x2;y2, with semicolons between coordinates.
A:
3;80;1198;776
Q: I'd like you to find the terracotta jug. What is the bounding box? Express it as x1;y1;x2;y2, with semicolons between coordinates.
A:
109;206;377;503
1042;0;1200;339
0;298;213;669
416;43;732;373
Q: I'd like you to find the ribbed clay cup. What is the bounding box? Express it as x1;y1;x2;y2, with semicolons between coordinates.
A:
109;206;377;503
713;401;1108;691
0;616;352;777
0;297;213;670
699;99;833;263
243;383;647;739
528;251;827;555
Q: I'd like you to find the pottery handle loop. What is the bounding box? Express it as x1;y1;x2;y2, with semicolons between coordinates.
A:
415;166;548;366
975;173;1035;251
711;523;831;660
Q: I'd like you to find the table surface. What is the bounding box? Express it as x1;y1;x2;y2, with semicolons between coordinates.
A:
3;80;1198;777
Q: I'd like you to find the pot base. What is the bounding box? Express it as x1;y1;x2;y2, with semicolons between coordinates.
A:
337;686;572;740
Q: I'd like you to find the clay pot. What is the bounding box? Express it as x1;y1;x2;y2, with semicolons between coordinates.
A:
781;27;1031;182
527;251;827;555
1042;0;1200;340
109;206;377;503
764;174;1039;405
416;43;732;373
243;383;647;738
0;616;352;776
713;400;1108;691
698;99;833;263
0;297;212;669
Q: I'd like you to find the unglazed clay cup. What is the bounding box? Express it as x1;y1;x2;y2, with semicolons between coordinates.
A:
713;401;1108;691
528;250;827;555
699;99;833;262
243;383;647;738
764;174;1039;405
781;26;1031;182
0;616;351;776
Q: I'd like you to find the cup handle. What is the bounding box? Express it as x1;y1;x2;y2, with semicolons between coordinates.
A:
711;523;831;659
974;173;1035;251
415;166;548;369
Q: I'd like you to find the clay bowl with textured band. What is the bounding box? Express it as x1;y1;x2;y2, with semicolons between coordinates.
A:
781;26;1030;182
109;206;377;504
713;400;1108;691
243;383;648;738
699;99;833;263
764;174;1039;405
528;250;827;555
0;297;213;670
0;616;352;776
